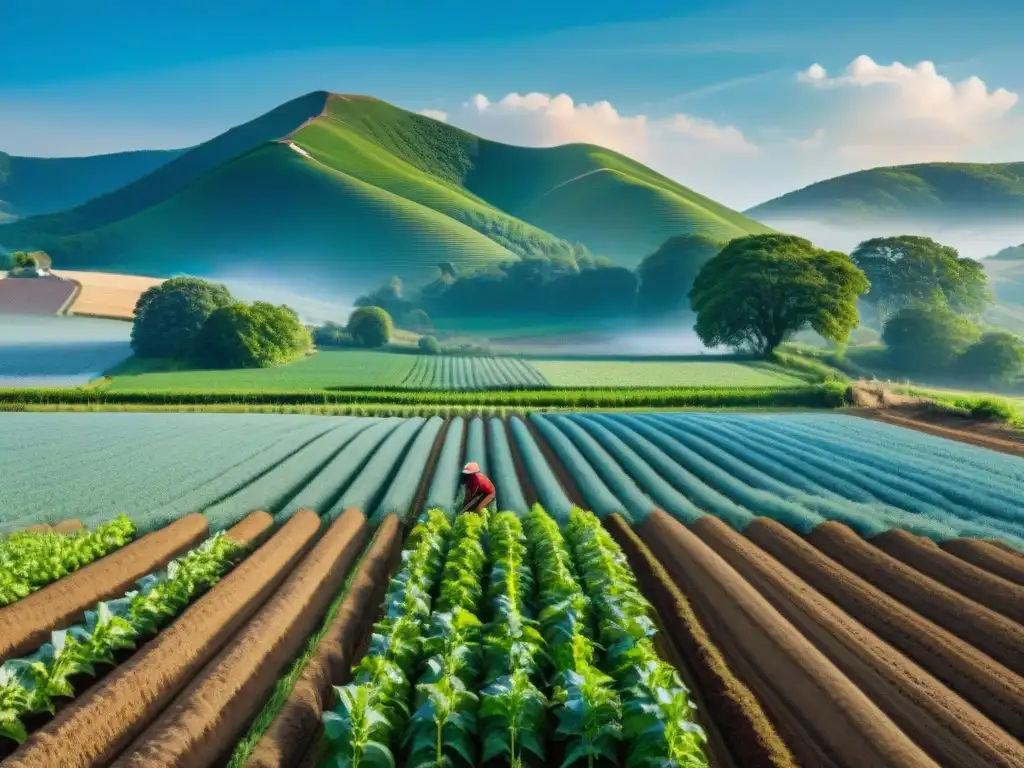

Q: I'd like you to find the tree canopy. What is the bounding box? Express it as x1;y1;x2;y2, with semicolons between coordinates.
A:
195;302;311;368
881;304;981;372
689;233;869;356
131;277;233;358
958;331;1024;382
636;234;724;315
850;235;992;322
348;306;393;348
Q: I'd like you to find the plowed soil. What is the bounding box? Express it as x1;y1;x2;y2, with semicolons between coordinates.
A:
1;510;321;768
246;513;402;768
872;529;1024;623
692;516;1024;768
0;513;207;660
941;538;1024;587
604;514;797;768
225;510;275;549
809;522;1024;673
747;517;1024;739
636;509;936;768
115;508;368;768
853;405;1024;458
52;519;85;534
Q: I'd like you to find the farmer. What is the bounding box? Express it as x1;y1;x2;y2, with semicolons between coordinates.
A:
458;462;495;513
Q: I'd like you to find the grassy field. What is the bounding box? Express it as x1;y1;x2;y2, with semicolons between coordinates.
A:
533;359;805;388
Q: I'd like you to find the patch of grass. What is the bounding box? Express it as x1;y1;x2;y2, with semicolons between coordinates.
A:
532;359;804;388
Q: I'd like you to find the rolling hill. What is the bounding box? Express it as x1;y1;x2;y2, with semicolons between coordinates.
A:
0;92;769;289
0;148;185;221
747;161;1024;225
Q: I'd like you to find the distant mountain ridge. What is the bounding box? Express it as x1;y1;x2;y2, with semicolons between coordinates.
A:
0;148;186;221
747;162;1024;225
0;91;769;289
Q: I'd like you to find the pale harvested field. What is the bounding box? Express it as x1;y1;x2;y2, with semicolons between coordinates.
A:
53;271;163;319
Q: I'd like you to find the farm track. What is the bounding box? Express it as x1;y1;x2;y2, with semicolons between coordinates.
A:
872;529;1024;623
809;522;1024;673
636;509;936;768
693;516;1024;768
941;537;1024;585
603;514;797;768
114;508;368;767
746;517;1024;738
0;513;208;660
1;511;321;768
245;513;402;768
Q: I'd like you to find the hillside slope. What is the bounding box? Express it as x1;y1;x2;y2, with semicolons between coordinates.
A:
0;93;768;288
0;148;185;221
747;162;1024;225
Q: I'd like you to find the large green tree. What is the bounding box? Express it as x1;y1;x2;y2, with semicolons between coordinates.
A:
131;277;233;358
850;235;992;322
882;304;981;372
958;331;1024;382
636;234;724;314
347;306;393;348
195;302;311;368
689;234;869;356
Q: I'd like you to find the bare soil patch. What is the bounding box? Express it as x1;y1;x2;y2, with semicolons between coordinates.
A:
941;538;1024;586
225;510;275;549
52;270;163;320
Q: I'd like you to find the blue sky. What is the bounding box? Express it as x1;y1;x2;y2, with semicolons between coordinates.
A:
3;0;1023;207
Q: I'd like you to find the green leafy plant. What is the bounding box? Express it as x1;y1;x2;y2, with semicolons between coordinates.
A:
0;515;136;606
0;532;239;744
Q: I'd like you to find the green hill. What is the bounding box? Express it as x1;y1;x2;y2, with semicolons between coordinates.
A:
0;92;768;288
747;162;1024;224
0;147;185;221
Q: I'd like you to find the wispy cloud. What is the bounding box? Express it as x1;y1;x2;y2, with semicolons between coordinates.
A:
639;68;789;111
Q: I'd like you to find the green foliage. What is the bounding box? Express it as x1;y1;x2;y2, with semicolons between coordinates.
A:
989;244;1024;261
0;516;135;606
195;302;311;368
418;336;441;355
850;236;992;321
131;277;233;358
636;234;724;315
690;234;869;356
10;251;38;270
314;322;350;347
962;396;1018;422
0;533;240;743
882;304;982;372
957;331;1024;382
349;307;394;349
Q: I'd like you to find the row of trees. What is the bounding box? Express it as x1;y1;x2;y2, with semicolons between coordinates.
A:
131;278;311;368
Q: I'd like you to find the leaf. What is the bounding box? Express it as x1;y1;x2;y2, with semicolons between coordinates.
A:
361;741;395;768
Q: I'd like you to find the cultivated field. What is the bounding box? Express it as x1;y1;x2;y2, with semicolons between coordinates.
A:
52;270;163;320
533;358;802;388
1;411;1022;767
0;278;76;316
401;354;550;389
0;315;132;388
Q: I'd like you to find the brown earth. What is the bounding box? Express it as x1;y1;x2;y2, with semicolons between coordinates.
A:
51;270;163;320
114;508;368;768
635;509;936;768
225;510;275;549
747;517;1024;738
52;519;85;535
940;538;1024;586
246;513;402;768
809;521;1024;673
693;516;1024;768
872;529;1024;623
0;513;207;660
853;405;1024;458
1;511;321;768
604;514;797;768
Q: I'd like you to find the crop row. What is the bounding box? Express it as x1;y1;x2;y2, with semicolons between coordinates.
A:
401;354;551;390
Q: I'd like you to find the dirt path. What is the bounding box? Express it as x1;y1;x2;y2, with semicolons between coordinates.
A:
853;407;1024;457
693;516;1024;768
746;517;1024;738
636;509;937;768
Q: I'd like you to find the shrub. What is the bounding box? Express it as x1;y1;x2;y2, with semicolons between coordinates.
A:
313;322;349;347
957;396;1017;423
195;302;311;368
418;335;441;355
881;304;981;372
347;306;392;348
131;277;233;358
957;331;1024;382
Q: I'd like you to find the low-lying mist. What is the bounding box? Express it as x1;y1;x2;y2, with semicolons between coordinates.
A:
207;271;361;326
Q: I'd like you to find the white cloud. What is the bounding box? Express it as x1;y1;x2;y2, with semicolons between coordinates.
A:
419;109;449;123
795;55;1020;164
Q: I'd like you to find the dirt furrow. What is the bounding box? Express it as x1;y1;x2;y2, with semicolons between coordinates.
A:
940;538;1024;587
692;516;1024;768
225;511;275;549
604;514;797;768
0;513;208;660
114;508;368;768
0;510;321;768
809;522;1024;673
871;530;1023;623
245;513;402;768
747;517;1024;739
636;509;937;768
